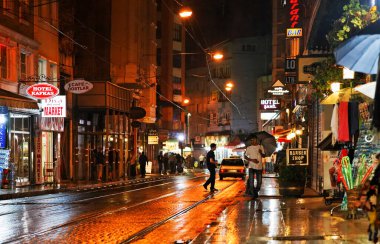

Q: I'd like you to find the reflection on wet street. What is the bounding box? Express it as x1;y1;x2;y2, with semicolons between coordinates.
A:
0;175;371;243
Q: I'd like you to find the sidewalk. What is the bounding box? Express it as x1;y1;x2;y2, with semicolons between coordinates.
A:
193;177;369;243
0;172;194;200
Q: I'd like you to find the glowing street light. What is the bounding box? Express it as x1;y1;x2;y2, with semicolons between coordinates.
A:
225;81;234;91
212;52;224;61
179;7;192;18
183;98;190;105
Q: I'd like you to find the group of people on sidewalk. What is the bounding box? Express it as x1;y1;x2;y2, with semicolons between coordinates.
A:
202;135;265;197
91;147;120;182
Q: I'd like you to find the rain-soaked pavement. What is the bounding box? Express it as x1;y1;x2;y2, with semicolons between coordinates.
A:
0;173;371;243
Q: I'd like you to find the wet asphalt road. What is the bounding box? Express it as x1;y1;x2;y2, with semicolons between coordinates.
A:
0;175;372;243
0;175;214;243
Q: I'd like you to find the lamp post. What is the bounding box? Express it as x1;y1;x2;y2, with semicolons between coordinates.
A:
177;133;185;157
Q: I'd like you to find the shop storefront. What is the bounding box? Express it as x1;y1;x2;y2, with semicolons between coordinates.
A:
0;89;39;187
319;86;380;211
75;81;131;181
205;132;231;162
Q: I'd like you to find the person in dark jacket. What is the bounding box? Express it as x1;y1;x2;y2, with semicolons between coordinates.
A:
157;151;164;175
139;152;148;178
203;143;218;192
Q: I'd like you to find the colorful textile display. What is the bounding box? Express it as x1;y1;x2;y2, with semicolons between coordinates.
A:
338;102;350;142
354;154;367;188
331;103;339;145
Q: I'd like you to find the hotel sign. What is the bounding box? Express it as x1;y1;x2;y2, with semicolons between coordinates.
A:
26;83;59;100
260;99;281;110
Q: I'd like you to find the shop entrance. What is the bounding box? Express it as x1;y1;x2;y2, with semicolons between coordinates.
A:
42;132;54;183
10;113;31;186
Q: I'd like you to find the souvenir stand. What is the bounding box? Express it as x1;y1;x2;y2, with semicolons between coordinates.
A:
328;96;380;217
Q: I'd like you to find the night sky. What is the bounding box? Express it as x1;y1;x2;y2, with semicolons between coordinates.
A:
185;0;272;67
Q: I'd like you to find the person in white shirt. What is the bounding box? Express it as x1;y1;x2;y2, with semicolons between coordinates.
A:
244;136;265;198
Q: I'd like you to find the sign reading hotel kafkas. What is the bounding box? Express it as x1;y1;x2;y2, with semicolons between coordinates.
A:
26;83;59;100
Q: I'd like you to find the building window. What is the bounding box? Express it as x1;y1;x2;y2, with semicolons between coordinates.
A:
173;76;181;83
173;51;181;68
173;89;182;95
20;53;27;80
173;24;182;42
0;46;7;79
19;0;31;23
156;21;162;39
3;0;15;16
38;58;47;80
50;63;58;87
156;48;161;66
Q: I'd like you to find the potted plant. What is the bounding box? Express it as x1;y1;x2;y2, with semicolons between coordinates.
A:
277;151;307;197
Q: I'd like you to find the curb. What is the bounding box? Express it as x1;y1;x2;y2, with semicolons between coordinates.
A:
0;175;176;201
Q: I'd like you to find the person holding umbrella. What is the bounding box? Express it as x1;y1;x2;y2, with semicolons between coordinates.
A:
245;135;265;198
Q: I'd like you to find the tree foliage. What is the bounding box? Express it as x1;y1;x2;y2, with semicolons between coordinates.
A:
312;0;379;97
326;0;379;48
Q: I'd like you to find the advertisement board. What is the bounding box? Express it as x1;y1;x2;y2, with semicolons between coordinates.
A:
287;148;308;165
41;96;66;118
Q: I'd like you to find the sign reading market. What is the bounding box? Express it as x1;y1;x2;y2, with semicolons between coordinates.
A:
41;96;66;118
26;83;59;100
260;99;281;110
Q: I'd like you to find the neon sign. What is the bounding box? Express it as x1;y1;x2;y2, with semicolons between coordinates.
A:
289;0;300;28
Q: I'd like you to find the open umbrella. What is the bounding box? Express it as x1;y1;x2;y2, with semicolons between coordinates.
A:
334;19;380;129
246;131;277;156
354;81;376;99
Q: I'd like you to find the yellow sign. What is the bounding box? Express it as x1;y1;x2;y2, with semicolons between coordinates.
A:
286;28;302;37
148;136;159;145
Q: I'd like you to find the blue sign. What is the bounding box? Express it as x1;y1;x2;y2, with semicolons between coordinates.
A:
0;106;8;149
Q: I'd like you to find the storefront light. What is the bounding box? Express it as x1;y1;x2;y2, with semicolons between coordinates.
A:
0;114;7;124
295;130;303;135
330;82;341;93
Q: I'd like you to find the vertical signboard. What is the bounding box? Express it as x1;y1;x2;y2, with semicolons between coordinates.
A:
0;106;8;149
35;133;43;184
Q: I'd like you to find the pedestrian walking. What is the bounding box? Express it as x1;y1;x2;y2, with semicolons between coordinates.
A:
95;147;105;181
163;152;169;175
129;151;137;179
245;136;265;198
199;154;205;168
108;146;114;180
115;149;120;180
203;143;218;192
169;153;176;174
139;152;148;178
157;151;164;175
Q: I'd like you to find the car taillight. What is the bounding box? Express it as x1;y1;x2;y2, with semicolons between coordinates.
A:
220;169;225;173
239;169;244;173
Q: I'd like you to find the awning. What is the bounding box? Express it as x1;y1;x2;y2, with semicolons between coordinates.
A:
317;133;342;151
0;89;38;110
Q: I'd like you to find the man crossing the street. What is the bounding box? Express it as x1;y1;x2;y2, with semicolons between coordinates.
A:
203;143;218;192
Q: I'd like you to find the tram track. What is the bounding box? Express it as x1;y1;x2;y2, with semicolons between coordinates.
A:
4;175;213;243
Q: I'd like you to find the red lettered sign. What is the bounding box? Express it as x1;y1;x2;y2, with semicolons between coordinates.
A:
26;83;59;99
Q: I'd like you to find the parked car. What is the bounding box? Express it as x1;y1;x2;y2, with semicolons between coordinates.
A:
219;158;246;180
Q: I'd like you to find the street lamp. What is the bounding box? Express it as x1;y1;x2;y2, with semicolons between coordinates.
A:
212;52;224;61
179;7;192;18
177;133;185;157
